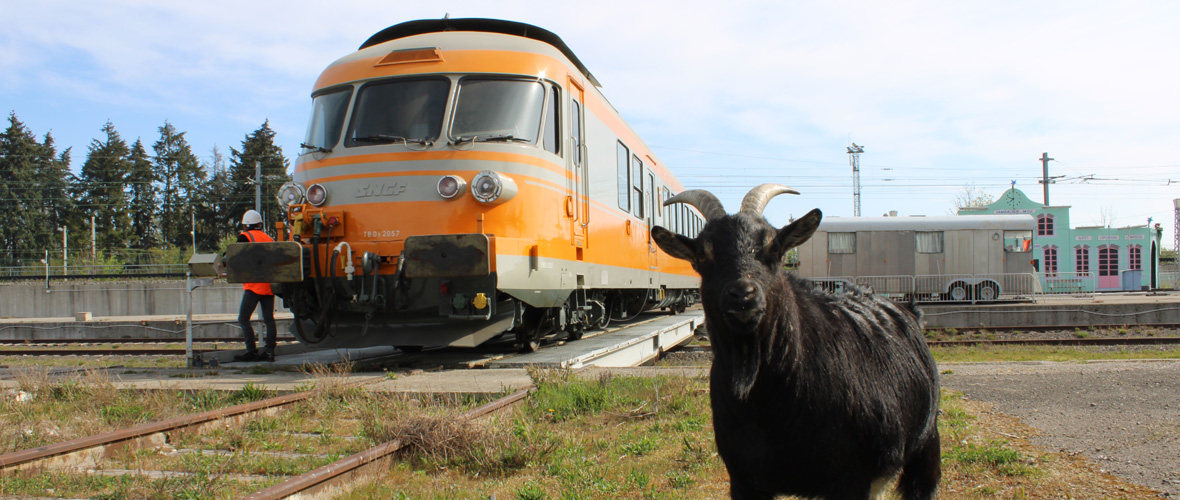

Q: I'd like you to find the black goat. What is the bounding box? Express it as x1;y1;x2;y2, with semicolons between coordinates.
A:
651;184;941;500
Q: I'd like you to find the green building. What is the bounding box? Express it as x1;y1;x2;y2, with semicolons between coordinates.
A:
959;187;1165;291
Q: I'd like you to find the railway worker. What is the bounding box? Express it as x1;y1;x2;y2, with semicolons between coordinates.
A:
232;209;278;362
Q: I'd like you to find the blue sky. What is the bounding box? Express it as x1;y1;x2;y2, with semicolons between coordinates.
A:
3;0;1179;248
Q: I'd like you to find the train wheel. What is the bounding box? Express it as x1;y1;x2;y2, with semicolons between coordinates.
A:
517;307;547;353
567;325;584;341
977;282;999;302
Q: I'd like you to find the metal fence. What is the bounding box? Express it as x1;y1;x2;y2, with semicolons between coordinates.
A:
806;273;1040;303
0;263;188;280
1161;272;1179;290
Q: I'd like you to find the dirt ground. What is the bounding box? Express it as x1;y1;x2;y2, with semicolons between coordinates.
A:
941;360;1180;497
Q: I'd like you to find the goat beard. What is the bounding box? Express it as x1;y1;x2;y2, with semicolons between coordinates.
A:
724;337;761;400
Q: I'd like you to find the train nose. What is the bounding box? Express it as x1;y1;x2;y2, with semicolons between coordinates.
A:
722;278;765;330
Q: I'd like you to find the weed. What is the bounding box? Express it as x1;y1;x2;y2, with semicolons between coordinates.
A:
516;480;548;500
184;389;227;412
229;382;272;403
620;435;660;457
100;402;152;426
666;470;693;489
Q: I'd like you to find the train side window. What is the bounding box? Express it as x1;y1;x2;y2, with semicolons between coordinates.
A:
916;231;943;253
542;85;560;154
571;99;583;166
617;142;630;211
661;187;671;228
647;171;655;224
828;232;856;254
631;156;644;219
674;204;681;235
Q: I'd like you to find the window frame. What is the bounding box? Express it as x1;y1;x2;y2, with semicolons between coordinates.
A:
916;231;943;254
828;232;856;254
1037;214;1055;236
1075;245;1091;276
616;142;630;212
1043;245;1058;277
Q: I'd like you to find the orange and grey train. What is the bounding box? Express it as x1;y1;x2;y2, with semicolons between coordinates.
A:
232;18;704;352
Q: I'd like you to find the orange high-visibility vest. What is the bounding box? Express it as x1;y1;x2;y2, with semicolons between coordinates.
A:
240;230;274;295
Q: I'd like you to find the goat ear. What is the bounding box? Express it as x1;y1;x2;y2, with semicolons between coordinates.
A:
652;226;696;262
772;208;822;259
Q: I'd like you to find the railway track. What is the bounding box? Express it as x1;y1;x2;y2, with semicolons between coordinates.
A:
677;336;1180;353
0;338;297;357
0;381;532;498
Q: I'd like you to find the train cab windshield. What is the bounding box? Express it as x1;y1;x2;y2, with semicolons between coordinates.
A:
303;76;556;153
301;88;351;152
450;78;545;144
346;77;450;147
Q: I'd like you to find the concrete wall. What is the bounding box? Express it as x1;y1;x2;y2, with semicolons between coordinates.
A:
922;300;1180;329
0;281;290;319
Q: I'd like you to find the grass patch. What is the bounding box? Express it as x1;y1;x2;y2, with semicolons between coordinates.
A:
343;370;727;499
931;345;1180;363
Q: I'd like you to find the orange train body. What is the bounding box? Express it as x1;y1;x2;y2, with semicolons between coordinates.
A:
254;18;703;350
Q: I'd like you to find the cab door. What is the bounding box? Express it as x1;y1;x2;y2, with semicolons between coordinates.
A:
567;78;588;252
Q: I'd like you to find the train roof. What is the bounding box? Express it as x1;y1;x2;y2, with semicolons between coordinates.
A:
360;18;601;87
817;214;1035;232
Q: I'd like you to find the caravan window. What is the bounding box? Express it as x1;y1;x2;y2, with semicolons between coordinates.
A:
828;232;855;254
1004;230;1033;253
916;231;943;253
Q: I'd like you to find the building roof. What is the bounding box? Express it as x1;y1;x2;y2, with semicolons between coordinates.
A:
818;214;1036;232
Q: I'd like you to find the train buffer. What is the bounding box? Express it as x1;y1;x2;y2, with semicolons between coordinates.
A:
490;311;704;370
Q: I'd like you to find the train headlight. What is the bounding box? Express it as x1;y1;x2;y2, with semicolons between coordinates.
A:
470;170;518;204
276;182;306;206
306;183;329;206
437;175;467;199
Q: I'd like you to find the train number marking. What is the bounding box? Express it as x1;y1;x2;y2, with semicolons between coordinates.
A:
362;230;401;238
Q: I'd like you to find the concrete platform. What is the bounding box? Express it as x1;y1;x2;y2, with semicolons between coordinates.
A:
921;290;1180;329
0;313;294;341
490;311;703;369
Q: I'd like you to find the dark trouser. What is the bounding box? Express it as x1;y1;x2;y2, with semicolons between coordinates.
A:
238;290;277;354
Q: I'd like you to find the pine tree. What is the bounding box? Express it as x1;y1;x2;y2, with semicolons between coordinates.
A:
228;120;290;236
153;121;205;248
195;146;234;250
127;139;159;250
0;113;71;266
75;122;132;254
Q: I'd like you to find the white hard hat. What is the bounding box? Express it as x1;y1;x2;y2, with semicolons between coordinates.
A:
242;210;263;226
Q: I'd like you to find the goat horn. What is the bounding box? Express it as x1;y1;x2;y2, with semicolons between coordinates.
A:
664;189;727;221
740;183;800;215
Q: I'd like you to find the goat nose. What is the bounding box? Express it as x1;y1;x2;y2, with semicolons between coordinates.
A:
726;280;757;302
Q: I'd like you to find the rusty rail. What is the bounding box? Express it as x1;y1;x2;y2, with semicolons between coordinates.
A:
0;392;310;472
241;387;533;500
